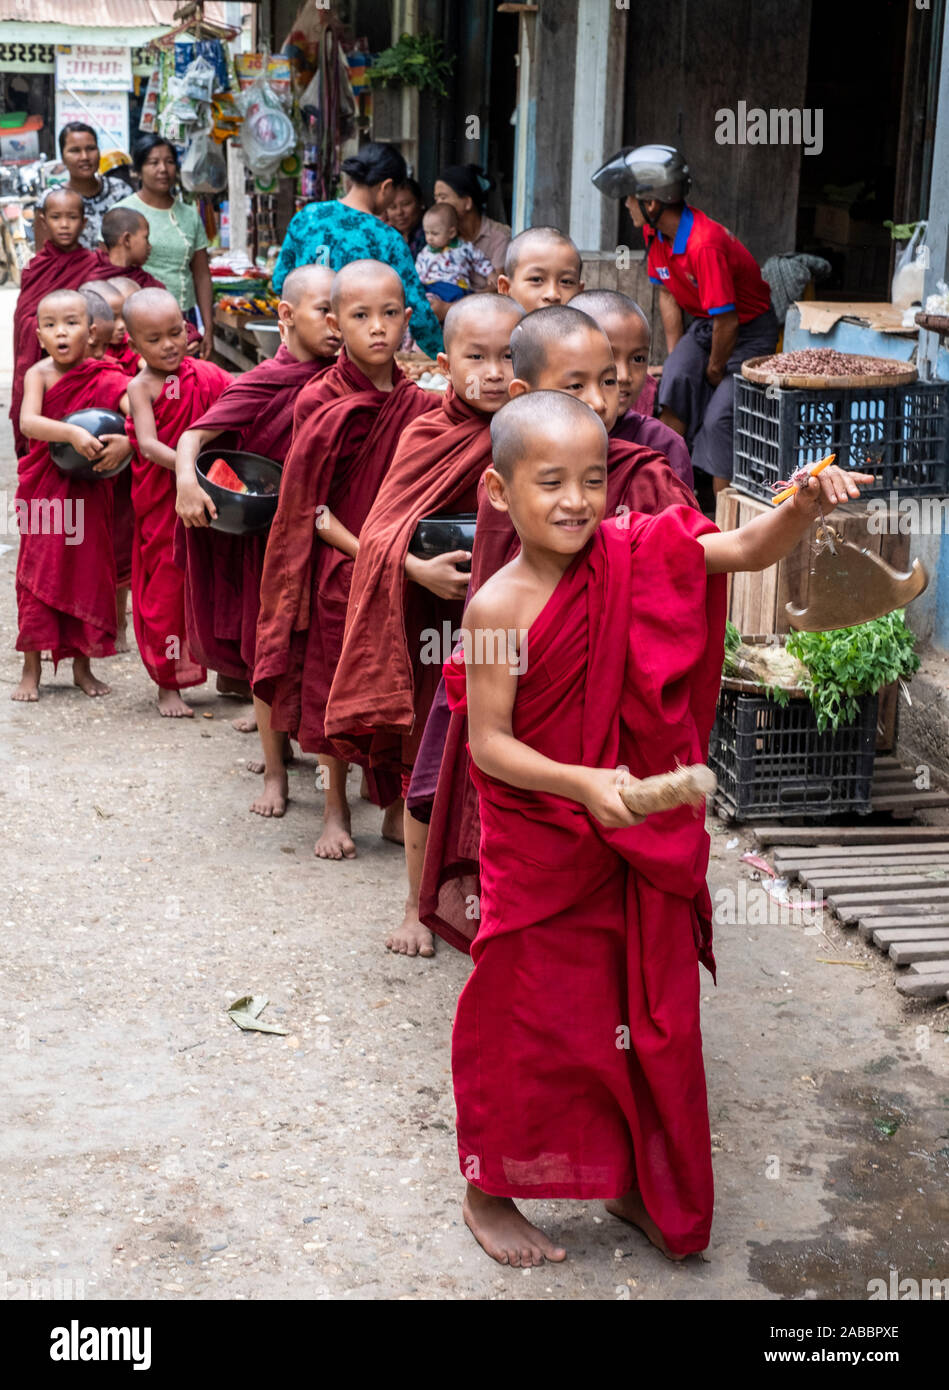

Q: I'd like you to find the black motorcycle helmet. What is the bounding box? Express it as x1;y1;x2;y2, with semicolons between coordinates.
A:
592;144;692;227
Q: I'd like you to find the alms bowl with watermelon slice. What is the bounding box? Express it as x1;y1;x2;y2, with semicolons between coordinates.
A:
195;449;282;535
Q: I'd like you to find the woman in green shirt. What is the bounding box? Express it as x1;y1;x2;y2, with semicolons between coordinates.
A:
117;135;214;358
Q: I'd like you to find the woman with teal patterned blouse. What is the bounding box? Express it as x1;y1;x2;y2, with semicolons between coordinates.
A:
272;143;443;358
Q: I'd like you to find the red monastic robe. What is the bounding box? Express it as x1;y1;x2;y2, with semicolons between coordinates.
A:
611;409;694;489
451;509;725;1255
10;242;102;455
253;352;438;799
15;357;129;662
87;251;164;291
174;344;335;681
419;439;699;944
125;357;231;689
323;386;489;778
105;341;142;589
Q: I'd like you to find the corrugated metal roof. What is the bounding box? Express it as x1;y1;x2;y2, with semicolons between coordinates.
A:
0;1;227;27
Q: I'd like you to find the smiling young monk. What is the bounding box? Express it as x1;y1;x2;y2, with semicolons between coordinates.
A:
253;260;438;837
497;226;584;312
419;304;698;951
451;390;872;1267
324;293;524;954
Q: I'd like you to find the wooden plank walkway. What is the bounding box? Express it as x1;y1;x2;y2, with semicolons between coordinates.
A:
759;824;949;1002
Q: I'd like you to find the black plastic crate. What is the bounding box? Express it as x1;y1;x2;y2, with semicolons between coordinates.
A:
733;377;949;502
709;686;878;821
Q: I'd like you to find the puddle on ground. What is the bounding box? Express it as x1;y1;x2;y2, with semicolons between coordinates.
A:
748;1067;949;1299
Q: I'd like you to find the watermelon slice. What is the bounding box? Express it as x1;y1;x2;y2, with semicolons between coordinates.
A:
206;457;248;494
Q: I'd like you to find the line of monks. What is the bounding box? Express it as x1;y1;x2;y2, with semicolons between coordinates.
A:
11;192;870;1268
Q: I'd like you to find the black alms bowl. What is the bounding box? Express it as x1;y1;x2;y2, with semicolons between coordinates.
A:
408;513;477;573
195;449;282;535
51;409;131;481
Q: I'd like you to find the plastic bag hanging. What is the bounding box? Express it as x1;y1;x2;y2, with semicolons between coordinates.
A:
181;131;228;194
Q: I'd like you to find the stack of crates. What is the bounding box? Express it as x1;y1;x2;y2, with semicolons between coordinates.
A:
709;377;949;820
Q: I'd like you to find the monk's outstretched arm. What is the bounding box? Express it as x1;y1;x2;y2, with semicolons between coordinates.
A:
128;377;175;471
315;508;359;560
464;596;640;830
701;466;874;575
175;426;220;526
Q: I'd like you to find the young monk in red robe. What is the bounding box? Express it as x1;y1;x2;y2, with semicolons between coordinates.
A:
454;390;872;1266
124;288;231;717
497;226;583;311
81;279;141;651
90;207;163;291
324;293;524;951
173;265;341;746
13;290;131;701
418;304;697;955
572;289;693;487
10;189;100;456
253;259;439;834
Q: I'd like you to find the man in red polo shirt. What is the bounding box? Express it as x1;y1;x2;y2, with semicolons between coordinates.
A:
593;145;778;492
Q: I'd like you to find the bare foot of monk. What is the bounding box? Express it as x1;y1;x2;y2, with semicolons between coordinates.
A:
315;807;357;860
385;909;435;957
158;687;194;718
604;1188;688;1261
250;769;288;818
231;713;258;733
247;734;293;775
216;673;252;699
73;657;110;698
115;586;131;653
381;799;404;844
463;1185;566;1267
12;652;41;702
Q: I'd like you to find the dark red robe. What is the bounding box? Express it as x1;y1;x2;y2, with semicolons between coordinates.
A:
419;439;699;945
104;341;142;589
15;357;129;663
611;409;694;489
324;386;489;778
87;251;164;291
451;508;725;1254
11;242;102;455
173;344;335;681
253;352;438;800
125;357;231;689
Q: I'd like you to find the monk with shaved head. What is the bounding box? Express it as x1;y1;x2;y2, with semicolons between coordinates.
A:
419;302;699;956
572;289;693;487
497;226;584;312
14;289;131;701
123;288;232;717
80;277;142;648
324;292;524;954
10;186;101;455
253;258;439;839
172;263;341;767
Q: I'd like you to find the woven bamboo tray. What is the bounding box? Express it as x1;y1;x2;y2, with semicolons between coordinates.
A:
741;355;917;390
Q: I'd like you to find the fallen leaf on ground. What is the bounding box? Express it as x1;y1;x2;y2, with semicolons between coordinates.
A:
226;994;289;1035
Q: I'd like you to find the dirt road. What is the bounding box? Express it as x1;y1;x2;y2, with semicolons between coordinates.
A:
1;393;947;1301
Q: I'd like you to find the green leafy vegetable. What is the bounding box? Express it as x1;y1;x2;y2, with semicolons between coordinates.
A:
725;619;742;652
368;33;454;98
786;611;919;733
883;219;920;243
